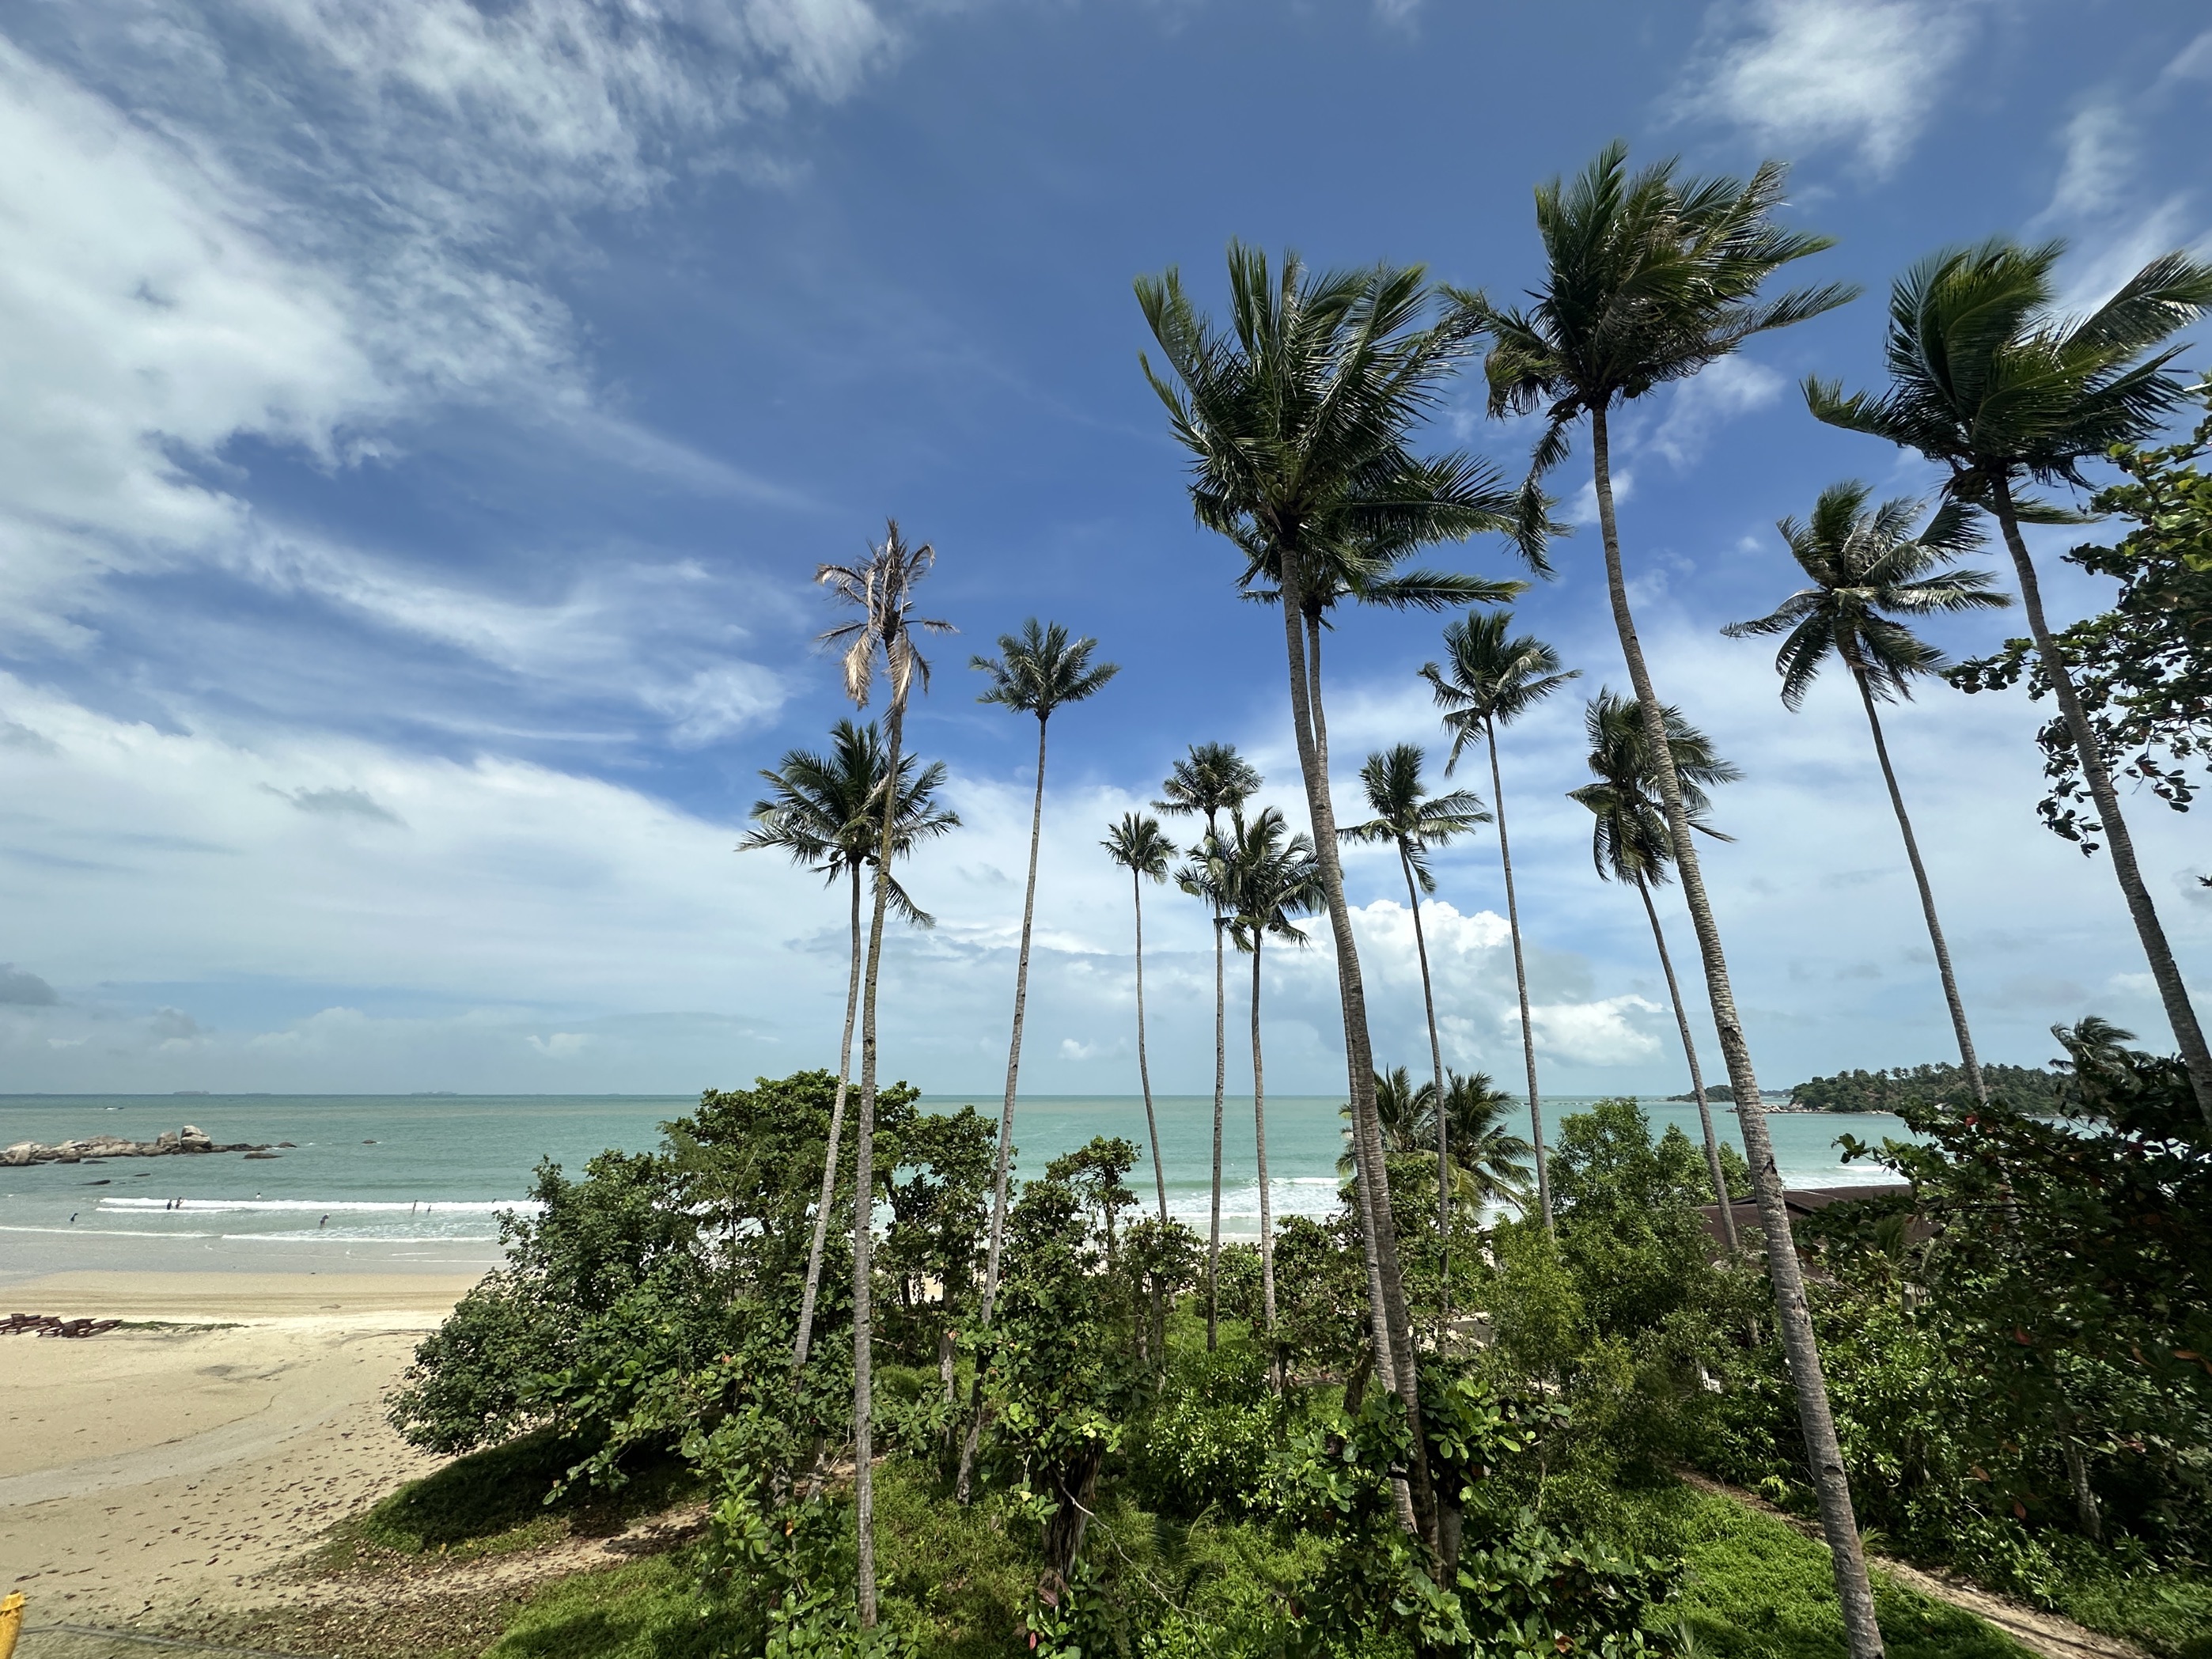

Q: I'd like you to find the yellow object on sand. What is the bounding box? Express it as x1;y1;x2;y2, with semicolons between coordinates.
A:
0;1590;23;1659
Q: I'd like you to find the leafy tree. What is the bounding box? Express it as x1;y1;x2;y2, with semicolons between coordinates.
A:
1463;140;1878;1650
1139;247;1534;1551
1950;387;2212;873
881;1104;993;1316
1566;690;1742;1248
1726;483;2010;1105
1341;743;1491;1263
1225;805;1324;1345
1790;1061;2065;1114
740;720;958;1368
1817;1022;2210;1568
1102;812;1179;1222
1423;610;1578;1229
1342;1066;1533;1214
974;1175;1140;1604
816;521;955;1626
1805;237;2212;1127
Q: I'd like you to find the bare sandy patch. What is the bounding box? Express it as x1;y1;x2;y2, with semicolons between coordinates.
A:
0;1270;479;1630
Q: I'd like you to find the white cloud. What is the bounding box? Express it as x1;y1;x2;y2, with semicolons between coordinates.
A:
1649;358;1786;469
1515;994;1664;1066
1676;0;1977;176
0;1;897;652
2042;101;2135;224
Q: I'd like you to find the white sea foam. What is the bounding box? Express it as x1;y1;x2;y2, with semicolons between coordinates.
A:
225;1230;500;1244
100;1197;537;1214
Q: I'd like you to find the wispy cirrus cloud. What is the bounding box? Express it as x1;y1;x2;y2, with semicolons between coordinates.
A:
1672;0;1980;176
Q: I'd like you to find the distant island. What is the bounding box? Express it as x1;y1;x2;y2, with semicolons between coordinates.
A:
1667;1062;2069;1112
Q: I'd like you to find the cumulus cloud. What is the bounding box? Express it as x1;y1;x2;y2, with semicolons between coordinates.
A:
1675;0;1977;175
1515;994;1664;1066
0;965;59;1006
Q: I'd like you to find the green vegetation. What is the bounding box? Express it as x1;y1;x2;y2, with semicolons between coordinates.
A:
1787;1062;2065;1114
385;1074;2185;1657
363;142;2212;1659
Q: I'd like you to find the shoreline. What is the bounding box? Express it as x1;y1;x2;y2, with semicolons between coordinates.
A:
2;1269;479;1627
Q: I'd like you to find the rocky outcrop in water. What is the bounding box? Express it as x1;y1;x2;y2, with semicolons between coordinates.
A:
0;1125;270;1166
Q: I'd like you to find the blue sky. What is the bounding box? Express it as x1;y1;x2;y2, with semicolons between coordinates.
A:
1;0;2207;1098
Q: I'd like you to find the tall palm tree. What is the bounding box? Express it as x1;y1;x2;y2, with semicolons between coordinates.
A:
814;521;954;1627
1339;744;1490;1269
1566;691;1742;1248
1138;248;1532;1548
1725;482;2012;1106
1226;805;1323;1346
969;620;1119;1325
1102;812;1178;1223
1237;550;1526;784
1153;744;1261;1353
1421;610;1577;1229
1175;824;1240;1351
1460;143;1881;1653
1805;239;2212;1127
740;720;959;1367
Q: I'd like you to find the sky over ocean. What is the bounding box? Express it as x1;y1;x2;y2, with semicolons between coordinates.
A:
0;1;2206;1098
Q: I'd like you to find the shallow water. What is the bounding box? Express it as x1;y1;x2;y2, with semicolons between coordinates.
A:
0;1093;1913;1282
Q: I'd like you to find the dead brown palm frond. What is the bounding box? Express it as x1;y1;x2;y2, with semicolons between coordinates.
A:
816;520;958;710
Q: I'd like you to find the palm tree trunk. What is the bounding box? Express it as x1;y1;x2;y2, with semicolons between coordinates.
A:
1400;843;1450;1310
1278;547;1437;1552
1134;873;1168;1223
1251;935;1278;1346
1307;610;1330;782
1591;407;1881;1659
1849;663;1988;1104
794;865;866;1366
957;714;1051;1501
1207;913;1226;1352
850;693;910;1629
1485;722;1551;1231
1989;477;2212;1129
1636;873;1737;1251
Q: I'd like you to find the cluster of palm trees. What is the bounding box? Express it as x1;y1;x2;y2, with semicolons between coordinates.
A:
1134;142;2212;1659
740;140;2212;1649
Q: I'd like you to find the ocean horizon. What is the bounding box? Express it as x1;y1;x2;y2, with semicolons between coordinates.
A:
1;1091;1914;1284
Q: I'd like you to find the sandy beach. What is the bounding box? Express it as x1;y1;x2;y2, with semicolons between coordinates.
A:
0;1270;479;1631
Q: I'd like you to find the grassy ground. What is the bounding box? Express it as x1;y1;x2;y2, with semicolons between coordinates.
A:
1588;1486;2031;1659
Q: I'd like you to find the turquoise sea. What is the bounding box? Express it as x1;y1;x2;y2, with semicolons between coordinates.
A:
0;1093;1913;1285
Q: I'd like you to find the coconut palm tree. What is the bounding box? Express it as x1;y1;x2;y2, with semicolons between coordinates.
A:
1153;744;1261;1352
1138;248;1534;1547
740;719;960;1367
1566;691;1742;1248
1421;611;1577;1229
1804;239;2212;1127
1175;824;1240;1351
1339;744;1490;1267
1339;1067;1532;1210
1725;482;2012;1107
1460;142;1881;1652
1102;812;1178;1223
970;620;1119;1325
1434;1070;1536;1211
1237;549;1526;783
813;521;953;1627
1225;805;1323;1346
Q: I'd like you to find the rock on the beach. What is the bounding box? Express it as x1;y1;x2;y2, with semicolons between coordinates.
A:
0;1127;267;1166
